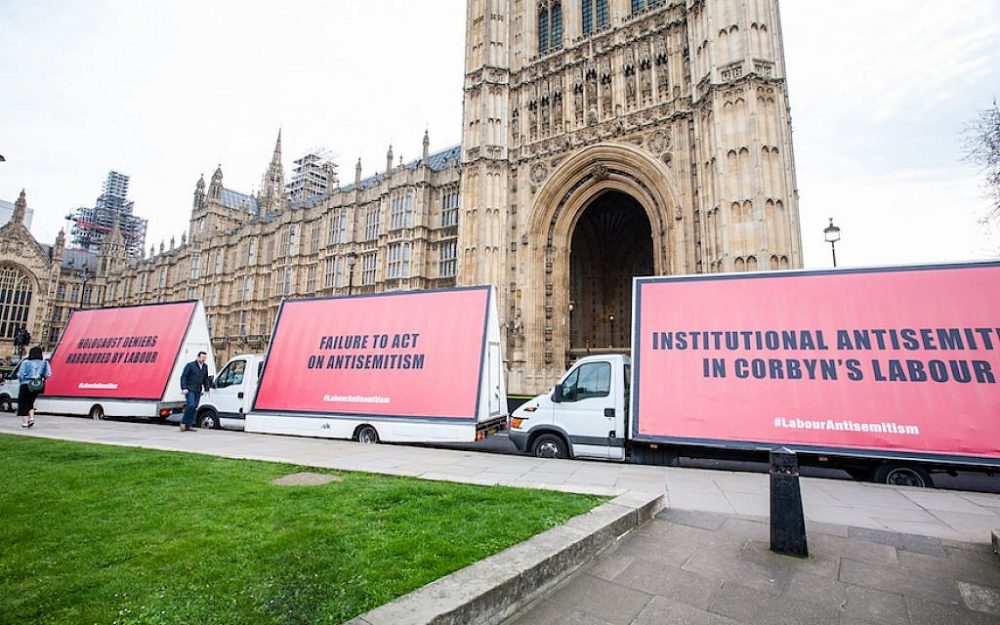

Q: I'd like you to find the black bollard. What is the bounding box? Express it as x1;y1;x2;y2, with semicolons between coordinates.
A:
769;448;808;558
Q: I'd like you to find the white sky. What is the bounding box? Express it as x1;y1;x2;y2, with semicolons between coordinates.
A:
1;0;998;268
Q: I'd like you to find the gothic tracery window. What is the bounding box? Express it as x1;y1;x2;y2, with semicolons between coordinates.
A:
631;0;662;14
0;265;32;340
582;0;608;35
538;1;563;54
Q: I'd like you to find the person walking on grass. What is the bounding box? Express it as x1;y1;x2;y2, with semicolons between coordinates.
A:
18;346;51;429
179;351;210;432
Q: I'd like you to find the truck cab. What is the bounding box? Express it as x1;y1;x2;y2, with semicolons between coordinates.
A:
508;354;630;460
195;354;264;430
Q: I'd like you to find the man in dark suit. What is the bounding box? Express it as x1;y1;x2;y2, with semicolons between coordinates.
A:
179;351;210;432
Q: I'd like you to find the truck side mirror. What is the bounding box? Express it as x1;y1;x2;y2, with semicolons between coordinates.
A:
552;384;564;403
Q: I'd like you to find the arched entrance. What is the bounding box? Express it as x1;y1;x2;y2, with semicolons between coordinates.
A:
569;191;653;357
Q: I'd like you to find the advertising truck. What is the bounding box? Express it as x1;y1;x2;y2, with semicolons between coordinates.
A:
37;301;216;421
245;286;507;443
509;261;1000;487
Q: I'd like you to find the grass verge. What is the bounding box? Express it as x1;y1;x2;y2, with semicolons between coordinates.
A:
0;435;603;625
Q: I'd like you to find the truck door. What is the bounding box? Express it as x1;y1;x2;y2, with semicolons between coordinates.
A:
553;359;616;459
212;358;248;419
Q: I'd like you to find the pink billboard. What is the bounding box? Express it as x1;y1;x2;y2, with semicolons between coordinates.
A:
253;287;491;420
632;264;1000;461
45;302;197;400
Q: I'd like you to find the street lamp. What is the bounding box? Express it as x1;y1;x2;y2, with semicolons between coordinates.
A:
76;259;92;310
608;313;615;348
823;218;841;268
347;251;358;296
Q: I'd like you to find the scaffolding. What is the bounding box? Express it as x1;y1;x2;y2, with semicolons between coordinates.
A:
286;150;337;204
69;171;148;258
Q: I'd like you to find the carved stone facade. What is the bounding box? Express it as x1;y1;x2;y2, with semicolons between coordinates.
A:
4;1;801;394
0;191;100;361
99;134;463;367
460;0;802;393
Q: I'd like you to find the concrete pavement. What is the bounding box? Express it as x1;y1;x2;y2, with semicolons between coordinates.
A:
5;416;1000;624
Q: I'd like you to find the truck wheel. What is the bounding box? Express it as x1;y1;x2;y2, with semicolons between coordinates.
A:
89;405;106;421
873;463;933;488
532;433;569;459
198;410;220;430
0;395;12;413
356;425;379;444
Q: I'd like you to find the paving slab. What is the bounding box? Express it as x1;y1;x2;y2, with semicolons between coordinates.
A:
504;509;1000;625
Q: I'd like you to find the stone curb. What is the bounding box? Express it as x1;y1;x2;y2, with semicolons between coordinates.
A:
344;491;665;625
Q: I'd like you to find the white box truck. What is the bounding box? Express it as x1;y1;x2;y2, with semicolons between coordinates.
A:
36;301;216;421
171;353;264;430
246;286;507;443
509;262;1000;487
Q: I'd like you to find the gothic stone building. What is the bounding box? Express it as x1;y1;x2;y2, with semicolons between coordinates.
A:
7;0;802;395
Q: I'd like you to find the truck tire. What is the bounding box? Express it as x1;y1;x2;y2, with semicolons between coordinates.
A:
532;433;569;459
0;395;12;413
873;462;933;488
198;409;220;430
356;425;379;444
89;405;106;421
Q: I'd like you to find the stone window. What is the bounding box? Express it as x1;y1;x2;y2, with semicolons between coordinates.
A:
190;254;201;279
582;0;608;35
387;242;410;279
239;311;248;337
242;277;254;301
365;207;381;240
390;193;414;230
630;0;662;14
439;240;457;277
214;249;225;274
361;252;378;285
324;257;336;288
538;1;563;54
442;187;459;227
310;224;321;253
306;265;317;292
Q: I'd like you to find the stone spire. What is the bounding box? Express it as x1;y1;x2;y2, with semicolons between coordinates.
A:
386;144;393;174
422;129;430;164
13;189;26;224
259;129;286;210
194;174;206;209
355;157;362;187
208;165;223;201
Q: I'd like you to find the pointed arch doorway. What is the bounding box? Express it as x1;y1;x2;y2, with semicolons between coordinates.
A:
568;190;653;359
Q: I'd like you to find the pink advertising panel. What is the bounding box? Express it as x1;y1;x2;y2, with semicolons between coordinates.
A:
253;288;490;420
633;264;1000;461
45;302;197;400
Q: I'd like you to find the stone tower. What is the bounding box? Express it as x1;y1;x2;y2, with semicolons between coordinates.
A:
259;130;286;213
457;0;802;393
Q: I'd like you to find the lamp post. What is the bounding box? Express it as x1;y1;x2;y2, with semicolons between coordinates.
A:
76;260;92;310
609;313;615;348
347;251;358;296
823;218;841;268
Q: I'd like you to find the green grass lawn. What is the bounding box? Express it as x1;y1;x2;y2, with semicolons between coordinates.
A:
0;435;603;625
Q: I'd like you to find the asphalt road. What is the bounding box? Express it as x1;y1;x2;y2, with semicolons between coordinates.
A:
444;433;1000;495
